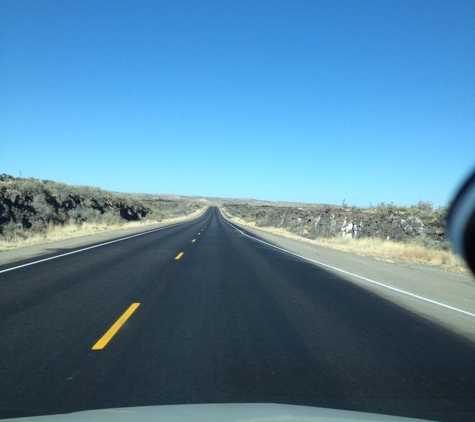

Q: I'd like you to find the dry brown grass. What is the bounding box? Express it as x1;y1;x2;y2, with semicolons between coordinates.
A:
229;216;469;275
0;208;204;252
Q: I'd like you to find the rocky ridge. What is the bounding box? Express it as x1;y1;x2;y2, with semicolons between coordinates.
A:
0;174;199;238
222;202;447;246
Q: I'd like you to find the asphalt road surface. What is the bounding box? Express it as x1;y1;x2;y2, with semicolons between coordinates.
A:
1;207;474;421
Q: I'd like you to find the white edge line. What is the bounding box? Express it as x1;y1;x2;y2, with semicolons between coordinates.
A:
221;216;475;319
0;222;187;274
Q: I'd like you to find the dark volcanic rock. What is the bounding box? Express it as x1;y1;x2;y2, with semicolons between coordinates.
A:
223;203;447;244
0;175;150;235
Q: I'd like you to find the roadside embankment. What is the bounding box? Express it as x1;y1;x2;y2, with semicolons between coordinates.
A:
221;203;467;274
0;207;208;265
0;174;205;252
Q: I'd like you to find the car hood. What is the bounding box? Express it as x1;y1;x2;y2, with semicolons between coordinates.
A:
3;403;431;422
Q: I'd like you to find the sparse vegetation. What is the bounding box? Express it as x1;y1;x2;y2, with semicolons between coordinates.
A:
0;210;204;252
2;174;464;273
0;174;204;251
222;201;467;274
225;214;467;274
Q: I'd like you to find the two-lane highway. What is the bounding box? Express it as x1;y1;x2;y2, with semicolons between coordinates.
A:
1;207;474;421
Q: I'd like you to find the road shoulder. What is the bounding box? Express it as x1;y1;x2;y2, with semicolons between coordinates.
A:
221;210;475;343
0;208;208;267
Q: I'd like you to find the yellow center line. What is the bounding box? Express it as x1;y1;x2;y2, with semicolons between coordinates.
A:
92;303;140;350
191;239;196;243
175;252;184;260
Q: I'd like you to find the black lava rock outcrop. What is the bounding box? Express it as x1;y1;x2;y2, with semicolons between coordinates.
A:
0;175;149;235
223;203;447;245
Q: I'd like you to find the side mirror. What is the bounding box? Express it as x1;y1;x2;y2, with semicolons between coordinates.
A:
448;169;475;275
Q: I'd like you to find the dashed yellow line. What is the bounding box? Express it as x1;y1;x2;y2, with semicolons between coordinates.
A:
191;239;196;243
92;303;140;350
175;252;184;260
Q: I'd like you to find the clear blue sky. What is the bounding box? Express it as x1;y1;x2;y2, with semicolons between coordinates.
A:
2;1;474;207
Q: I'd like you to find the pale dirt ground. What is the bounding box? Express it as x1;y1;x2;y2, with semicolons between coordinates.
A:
220;210;475;344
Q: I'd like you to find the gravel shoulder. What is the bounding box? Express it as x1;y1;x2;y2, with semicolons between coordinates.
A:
220;210;475;343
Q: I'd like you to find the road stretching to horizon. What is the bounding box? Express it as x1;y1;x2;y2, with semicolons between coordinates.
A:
0;207;474;422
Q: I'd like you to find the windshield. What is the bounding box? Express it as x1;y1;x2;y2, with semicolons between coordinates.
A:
1;1;475;422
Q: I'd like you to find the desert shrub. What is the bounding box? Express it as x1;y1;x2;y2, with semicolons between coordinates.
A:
69;206;102;222
0;222;22;241
18;178;44;195
394;206;409;213
415;200;433;212
98;211;123;225
31;196;55;223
